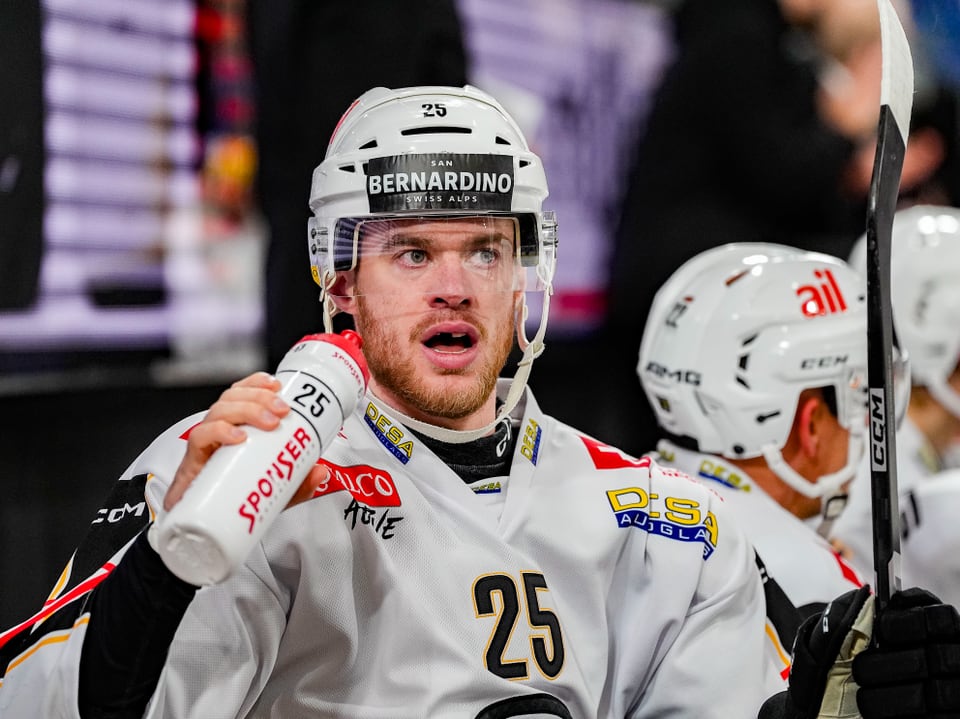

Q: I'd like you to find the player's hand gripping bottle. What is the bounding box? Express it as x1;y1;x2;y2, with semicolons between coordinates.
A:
154;331;369;585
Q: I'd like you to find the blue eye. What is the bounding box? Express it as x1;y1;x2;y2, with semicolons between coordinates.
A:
400;248;428;266
474;247;499;266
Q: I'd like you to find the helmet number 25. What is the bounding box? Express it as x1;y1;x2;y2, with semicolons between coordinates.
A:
421;102;447;117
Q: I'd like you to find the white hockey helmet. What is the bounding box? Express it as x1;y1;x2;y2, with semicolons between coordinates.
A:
306;85;558;442
850;205;960;419
639;244;868;498
639;243;800;372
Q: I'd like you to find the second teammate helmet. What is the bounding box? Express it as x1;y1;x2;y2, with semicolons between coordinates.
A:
639;244;868;498
850;205;960;418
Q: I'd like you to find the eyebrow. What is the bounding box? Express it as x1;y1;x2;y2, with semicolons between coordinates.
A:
377;231;513;251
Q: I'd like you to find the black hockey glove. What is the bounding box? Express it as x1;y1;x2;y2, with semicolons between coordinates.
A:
759;584;872;719
852;587;960;718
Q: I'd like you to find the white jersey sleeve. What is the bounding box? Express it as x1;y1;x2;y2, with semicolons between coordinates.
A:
831;417;941;579
0;413;200;719
899;469;960;607
622;462;786;716
657;442;862;608
654;440;866;686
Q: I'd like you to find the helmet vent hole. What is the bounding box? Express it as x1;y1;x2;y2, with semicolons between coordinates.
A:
495;136;512;145
736;375;750;389
738;353;749;370
518;159;531;168
338;164;357;173
400;126;472;136
732;444;745;455
358;139;378;150
741;333;758;347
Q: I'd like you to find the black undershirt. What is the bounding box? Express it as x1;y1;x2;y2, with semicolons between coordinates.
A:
410;414;518;484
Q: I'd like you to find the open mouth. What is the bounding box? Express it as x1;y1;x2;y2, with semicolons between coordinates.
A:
424;331;475;354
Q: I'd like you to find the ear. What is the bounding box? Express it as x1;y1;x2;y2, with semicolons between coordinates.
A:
328;271;358;315
796;394;823;458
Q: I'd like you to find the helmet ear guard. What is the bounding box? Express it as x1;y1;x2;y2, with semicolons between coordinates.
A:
638;243;869;498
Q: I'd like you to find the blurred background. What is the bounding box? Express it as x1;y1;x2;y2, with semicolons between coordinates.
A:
1;0;958;629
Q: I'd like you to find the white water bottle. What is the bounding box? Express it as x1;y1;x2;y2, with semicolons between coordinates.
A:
155;331;369;585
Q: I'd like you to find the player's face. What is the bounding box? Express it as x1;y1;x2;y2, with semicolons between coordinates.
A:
338;217;521;429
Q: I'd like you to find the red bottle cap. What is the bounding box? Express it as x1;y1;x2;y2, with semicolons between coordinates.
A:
297;330;370;385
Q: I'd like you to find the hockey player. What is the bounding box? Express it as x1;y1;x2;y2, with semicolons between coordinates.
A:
831;205;960;603
639;243;867;624
639;241;960;719
0;85;781;718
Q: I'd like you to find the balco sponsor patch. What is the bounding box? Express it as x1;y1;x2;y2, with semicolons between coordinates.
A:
366;153;514;212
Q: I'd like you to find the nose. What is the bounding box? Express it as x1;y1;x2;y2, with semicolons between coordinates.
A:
428;252;473;308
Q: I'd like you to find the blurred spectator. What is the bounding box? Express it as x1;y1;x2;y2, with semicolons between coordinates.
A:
896;0;960;209
244;0;469;370
909;0;960;91
603;0;894;455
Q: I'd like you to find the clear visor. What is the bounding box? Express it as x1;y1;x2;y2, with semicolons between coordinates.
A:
838;365;870;434
327;215;549;298
838;347;910;432
892;345;912;428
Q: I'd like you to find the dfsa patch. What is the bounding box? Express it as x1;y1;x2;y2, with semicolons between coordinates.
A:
606;486;719;559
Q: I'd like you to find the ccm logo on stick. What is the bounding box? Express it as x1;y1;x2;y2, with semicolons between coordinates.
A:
870;389;887;471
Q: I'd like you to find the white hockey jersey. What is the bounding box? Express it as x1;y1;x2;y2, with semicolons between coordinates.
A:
830;416;941;580
0;384;781;718
654;441;863;610
832;416;960;605
898;468;960;607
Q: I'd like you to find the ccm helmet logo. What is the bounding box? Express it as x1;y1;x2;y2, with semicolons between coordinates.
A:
797;268;848;317
800;354;849;369
645;362;701;385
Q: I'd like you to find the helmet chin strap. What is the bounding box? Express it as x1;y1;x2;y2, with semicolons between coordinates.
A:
320;269;339;334
814;491;849;540
761;431;865;499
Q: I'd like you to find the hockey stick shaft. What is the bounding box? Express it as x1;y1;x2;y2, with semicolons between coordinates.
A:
866;0;913;616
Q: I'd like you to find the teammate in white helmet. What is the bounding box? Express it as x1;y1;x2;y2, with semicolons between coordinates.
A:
832;205;960;604
0;85;782;718
640;242;960;719
638;243;868;681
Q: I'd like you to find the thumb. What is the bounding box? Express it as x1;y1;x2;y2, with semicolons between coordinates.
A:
288;463;331;508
